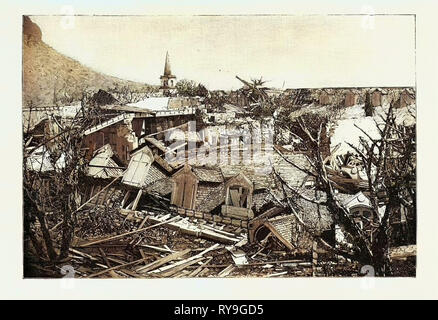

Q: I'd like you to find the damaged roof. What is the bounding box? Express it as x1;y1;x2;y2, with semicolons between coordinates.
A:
194;183;226;213
25;145;64;172
193;167;224;183
144;163;168;186
252;189;276;213
341;191;372;210
292;189;333;232
221;165;273;190
87;144;124;179
265;215;297;250
145;176;173;196
272;152;310;188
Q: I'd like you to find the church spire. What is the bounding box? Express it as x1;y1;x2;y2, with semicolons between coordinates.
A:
163;51;172;76
160;51;176;91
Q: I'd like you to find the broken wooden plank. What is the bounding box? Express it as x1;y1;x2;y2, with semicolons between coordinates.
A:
87;256;150;278
226;246;248;266
159;257;205;278
107;256;128;265
136;248;191;273
139;249;148;266
265;271;288;278
69;248;100;261
138;215;149;229
121;209;242;244
121;190;131;208
119;268;142;278
203;259;308;268
139;244;174;253
149;244;221;274
79;216;180;247
98;248;112;268
389;245;416;260
264;222;295;251
188;257;213;277
201;224;237;237
131;189;143;211
197;268;210;277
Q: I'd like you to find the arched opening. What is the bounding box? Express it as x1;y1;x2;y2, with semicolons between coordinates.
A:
254;225;271;244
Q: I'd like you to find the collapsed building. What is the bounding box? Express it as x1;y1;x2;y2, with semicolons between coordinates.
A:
78;103;396;255
23;77;416;278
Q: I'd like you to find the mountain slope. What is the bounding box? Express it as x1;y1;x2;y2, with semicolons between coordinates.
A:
22;16;154;108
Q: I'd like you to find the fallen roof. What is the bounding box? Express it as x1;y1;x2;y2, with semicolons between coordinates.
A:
100;104;153;114
194;183;226;213
25;146;65;172
341;191;372;210
87;144;124;179
265;215;297;250
145;176;173;196
144;163;171;188
252;189;276;213
83;113;134;136
293;190;333;231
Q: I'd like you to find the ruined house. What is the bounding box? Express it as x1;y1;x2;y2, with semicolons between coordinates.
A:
87;144;125;179
90;89;119;106
394;88;415;109
319;89;333;106
82;113;138;165
118;145;173;211
82;98;197;165
170;164;225;213
370;88;387;107
248;189;334;251
82;144;125;208
344;89;360;107
221;172;254;220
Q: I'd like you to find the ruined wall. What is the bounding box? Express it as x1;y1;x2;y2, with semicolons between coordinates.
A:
83;121;138;165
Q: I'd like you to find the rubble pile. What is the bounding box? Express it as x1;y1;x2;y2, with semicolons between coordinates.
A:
23;74;417;278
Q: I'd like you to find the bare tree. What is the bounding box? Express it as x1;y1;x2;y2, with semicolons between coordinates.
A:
23;96;104;262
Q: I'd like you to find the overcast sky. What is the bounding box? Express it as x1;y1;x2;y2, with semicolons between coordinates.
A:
31;15;415;90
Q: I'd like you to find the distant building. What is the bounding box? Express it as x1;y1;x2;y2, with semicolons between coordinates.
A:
344;89;360;107
160;51;177;93
319;89;332;106
370;88;387;107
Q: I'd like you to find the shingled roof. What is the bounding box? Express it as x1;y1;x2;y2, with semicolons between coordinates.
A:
194;183;226;213
145;177;173;196
143;163;173;196
272;152;310;188
192;167;224;183
221;164;273;190
144;163;168;186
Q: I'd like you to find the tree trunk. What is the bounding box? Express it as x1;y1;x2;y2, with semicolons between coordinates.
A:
36;210;57;261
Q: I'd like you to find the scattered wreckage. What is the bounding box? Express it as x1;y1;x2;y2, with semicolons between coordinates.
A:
24;85;416;278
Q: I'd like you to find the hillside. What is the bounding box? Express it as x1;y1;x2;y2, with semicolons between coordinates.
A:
22;16;155;108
